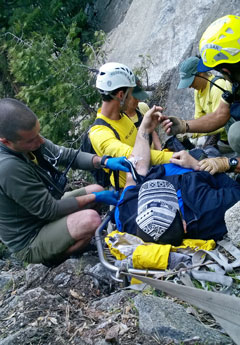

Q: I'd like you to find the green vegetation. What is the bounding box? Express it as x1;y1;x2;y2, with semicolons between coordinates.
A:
133;54;153;89
0;241;7;258
0;0;105;145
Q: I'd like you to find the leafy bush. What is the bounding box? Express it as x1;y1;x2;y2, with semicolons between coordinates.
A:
0;241;7;259
0;0;104;145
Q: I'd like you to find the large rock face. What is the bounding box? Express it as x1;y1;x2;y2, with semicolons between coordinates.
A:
90;0;240;119
87;0;133;33
100;0;214;84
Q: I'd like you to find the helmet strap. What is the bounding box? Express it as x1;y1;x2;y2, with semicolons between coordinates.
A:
120;88;130;108
110;94;121;102
109;88;130;108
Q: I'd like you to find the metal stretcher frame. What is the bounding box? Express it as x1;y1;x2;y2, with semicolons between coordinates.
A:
95;210;240;344
95;207;165;283
95;204;240;344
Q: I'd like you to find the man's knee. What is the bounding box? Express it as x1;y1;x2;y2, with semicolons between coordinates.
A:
83;209;102;229
85;184;104;194
67;209;101;240
228;122;240;154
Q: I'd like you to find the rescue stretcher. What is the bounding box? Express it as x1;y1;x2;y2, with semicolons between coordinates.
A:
95;206;236;287
94;207;240;344
95;207;165;284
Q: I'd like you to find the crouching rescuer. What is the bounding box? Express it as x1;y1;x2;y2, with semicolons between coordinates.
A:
0;98;130;266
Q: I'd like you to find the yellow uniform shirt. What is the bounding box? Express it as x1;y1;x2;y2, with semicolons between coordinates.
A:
193;75;232;140
125;102;149;124
89;113;173;188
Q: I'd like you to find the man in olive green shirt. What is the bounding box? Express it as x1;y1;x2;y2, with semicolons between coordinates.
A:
0;98;129;266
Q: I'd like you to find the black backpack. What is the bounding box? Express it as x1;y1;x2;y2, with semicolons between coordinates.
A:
80;118;120;188
133;108;143;128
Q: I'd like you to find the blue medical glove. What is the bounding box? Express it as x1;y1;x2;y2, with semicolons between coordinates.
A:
105;157;131;172
92;190;119;205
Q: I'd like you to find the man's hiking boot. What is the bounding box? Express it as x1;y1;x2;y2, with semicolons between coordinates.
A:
203;146;221;158
201;134;222;157
202;134;220;149
217;140;234;154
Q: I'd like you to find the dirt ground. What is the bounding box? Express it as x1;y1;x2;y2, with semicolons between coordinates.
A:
1;243;238;345
0;252;166;345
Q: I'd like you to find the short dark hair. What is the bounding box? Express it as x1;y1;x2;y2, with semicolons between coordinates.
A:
100;87;128;102
0;98;37;142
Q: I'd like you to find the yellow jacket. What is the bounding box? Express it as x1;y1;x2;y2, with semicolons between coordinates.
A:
193;75;232;140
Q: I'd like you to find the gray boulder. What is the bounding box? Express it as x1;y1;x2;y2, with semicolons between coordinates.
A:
134;294;232;344
225;201;240;246
92;0;240;120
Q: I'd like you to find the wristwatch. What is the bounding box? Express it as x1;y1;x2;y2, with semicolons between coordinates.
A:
228;157;238;172
100;155;111;168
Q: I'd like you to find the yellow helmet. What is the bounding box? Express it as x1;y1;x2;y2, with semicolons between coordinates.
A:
199;15;240;68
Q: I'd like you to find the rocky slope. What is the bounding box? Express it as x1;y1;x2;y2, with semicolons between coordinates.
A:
0;250;234;345
90;0;240;120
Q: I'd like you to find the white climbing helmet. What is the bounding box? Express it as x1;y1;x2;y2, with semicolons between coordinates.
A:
96;62;136;93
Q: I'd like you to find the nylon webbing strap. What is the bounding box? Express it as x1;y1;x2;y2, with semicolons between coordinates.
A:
191;270;232;288
129;274;240;344
218;239;240;259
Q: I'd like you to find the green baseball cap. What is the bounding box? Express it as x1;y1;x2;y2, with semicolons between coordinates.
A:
177;57;200;89
132;77;149;101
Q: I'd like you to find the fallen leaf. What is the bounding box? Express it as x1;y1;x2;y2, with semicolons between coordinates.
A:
105;324;120;341
125;305;131;313
70;289;84;300
48;317;58;325
119;323;129;335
